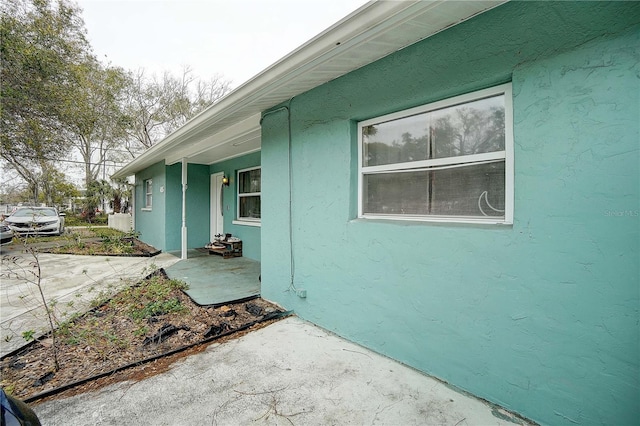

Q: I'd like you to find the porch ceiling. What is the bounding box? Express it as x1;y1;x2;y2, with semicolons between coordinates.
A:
112;0;506;178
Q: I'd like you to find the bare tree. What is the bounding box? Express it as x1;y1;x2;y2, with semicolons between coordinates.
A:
61;59;131;187
123;67;231;154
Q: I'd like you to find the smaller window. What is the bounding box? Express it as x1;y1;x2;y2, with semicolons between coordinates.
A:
144;179;153;209
237;167;261;222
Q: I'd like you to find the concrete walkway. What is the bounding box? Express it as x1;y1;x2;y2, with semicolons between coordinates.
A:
0;244;180;356
33;316;531;426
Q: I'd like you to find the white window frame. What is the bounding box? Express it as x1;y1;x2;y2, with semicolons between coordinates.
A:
234;166;261;225
357;83;514;225
142;179;152;210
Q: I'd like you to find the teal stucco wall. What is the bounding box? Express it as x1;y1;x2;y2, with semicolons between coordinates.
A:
133;154;261;256
165;163;211;252
134;161;211;252
260;2;639;425
134;160;166;250
210;151;261;261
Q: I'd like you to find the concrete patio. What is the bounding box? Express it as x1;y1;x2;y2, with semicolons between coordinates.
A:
165;249;261;306
33;316;532;426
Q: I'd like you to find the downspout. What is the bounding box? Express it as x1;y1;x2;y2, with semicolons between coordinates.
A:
261;99;296;290
131;181;135;232
181;158;188;260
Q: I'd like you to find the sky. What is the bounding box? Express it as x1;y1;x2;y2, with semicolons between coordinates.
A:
75;0;369;88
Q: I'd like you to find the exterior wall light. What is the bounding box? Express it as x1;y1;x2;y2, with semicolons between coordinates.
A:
222;176;230;186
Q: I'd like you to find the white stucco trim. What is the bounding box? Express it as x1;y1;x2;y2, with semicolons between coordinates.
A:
232;220;261;228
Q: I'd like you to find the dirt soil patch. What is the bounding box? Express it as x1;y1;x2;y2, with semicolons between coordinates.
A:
0;270;286;402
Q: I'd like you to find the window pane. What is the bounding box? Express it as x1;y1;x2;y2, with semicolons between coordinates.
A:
239;169;261;194
145;180;152;208
363;161;505;218
239;196;261;219
363;95;505;167
363;114;429;166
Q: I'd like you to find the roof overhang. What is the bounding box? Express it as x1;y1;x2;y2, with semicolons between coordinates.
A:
112;0;506;179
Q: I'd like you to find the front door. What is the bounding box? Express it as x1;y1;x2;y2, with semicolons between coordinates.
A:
210;173;225;242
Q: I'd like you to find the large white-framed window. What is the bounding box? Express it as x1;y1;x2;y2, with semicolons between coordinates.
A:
144;179;152;210
358;83;513;224
236;167;261;224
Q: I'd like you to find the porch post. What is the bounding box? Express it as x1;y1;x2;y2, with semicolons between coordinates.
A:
181;158;188;260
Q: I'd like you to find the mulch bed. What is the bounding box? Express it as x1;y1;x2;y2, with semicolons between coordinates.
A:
0;270;286;403
37;237;161;257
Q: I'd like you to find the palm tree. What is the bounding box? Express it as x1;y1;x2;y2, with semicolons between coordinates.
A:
84;179;112;222
110;178;131;213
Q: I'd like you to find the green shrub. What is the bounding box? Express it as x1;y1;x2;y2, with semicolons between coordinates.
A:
63;214;84;227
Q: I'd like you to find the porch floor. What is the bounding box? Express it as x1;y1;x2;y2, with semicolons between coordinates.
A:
165;249;261;306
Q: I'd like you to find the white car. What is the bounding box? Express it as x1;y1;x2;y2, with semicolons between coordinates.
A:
5;207;66;236
0;223;13;245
